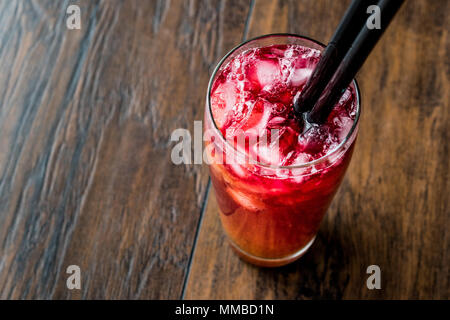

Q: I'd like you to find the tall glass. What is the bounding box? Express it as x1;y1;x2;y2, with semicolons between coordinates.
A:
204;34;361;267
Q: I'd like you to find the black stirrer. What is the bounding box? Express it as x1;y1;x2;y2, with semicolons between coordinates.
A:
306;0;404;124
293;0;369;115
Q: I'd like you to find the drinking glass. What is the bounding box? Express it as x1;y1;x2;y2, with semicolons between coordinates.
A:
204;34;361;267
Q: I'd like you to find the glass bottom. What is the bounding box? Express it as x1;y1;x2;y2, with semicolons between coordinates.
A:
228;236;316;267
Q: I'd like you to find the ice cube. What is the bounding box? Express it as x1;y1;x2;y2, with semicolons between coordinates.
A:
267;116;286;128
249;118;301;166
211;80;239;128
298;125;327;154
227;161;247;178
252;139;282;166
240;99;272;135
291;152;312;166
247;59;281;89
277;126;299;155
336;116;353;141
227;187;265;212
289;67;312;86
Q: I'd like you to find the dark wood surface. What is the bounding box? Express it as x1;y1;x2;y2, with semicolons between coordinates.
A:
0;0;448;299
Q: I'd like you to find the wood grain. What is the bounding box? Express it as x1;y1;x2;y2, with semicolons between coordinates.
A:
185;0;449;299
0;0;250;299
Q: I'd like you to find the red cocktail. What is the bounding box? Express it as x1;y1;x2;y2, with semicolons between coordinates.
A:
204;34;360;267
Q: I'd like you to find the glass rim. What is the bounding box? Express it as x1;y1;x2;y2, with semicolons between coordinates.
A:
206;33;361;170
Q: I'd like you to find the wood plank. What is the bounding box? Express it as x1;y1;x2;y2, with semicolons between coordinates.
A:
185;0;449;299
0;0;250;299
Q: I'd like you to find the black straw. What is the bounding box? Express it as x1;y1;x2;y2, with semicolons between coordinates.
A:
307;0;404;123
293;0;405;125
293;0;369;115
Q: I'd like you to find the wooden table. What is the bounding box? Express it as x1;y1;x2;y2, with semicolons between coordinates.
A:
0;0;448;299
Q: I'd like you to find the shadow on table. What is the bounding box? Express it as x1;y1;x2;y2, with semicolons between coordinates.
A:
251;218;366;299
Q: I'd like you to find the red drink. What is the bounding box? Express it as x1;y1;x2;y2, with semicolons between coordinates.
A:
204;35;360;267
